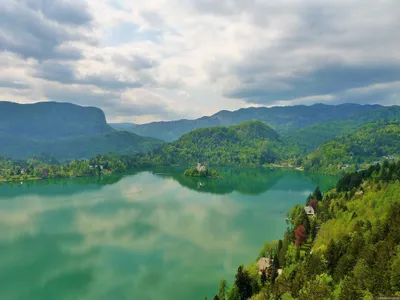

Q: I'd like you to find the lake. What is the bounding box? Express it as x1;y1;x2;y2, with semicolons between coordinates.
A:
0;167;336;300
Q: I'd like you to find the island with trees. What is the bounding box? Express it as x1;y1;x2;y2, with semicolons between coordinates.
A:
184;163;219;178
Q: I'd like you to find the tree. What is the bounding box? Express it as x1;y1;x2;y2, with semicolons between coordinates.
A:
214;296;220;300
313;186;323;201
298;273;333;300
295;225;307;248
261;269;267;286
326;239;337;275
308;199;318;212
218;280;227;300
226;285;240;300
390;250;400;294
267;257;279;285
234;265;253;300
339;276;363;300
310;218;318;241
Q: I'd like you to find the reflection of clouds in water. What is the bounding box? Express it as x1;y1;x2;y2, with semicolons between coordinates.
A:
0;230;98;300
74;193;245;256
0;173;249;299
0;170;325;300
69;176;249;298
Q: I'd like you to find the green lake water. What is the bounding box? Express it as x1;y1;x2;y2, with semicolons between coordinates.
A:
0;167;336;300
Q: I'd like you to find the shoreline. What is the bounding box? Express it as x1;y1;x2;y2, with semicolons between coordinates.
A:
0;163;346;184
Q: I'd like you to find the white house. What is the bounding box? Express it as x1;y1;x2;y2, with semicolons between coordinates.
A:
304;205;315;216
257;257;271;274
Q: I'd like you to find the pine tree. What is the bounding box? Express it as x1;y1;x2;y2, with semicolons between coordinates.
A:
313;186;323;201
261;269;267;286
234;265;253;300
218;280;227;300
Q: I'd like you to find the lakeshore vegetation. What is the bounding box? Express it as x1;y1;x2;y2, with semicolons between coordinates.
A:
1;118;399;182
210;160;400;300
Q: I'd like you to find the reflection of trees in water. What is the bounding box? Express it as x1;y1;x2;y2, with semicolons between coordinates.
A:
0;173;126;199
154;167;285;195
154;167;337;195
0;166;337;199
302;172;339;192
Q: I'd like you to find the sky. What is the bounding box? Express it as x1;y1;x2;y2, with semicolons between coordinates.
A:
0;0;400;123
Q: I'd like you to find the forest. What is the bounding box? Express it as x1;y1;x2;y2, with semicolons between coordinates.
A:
209;160;400;299
0;153;147;181
302;121;400;174
0;119;399;182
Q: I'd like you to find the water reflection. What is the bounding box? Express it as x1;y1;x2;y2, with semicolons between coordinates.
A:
0;168;337;300
0;167;337;199
152;166;337;195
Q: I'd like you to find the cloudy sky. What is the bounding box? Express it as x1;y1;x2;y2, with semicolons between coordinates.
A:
1;0;399;123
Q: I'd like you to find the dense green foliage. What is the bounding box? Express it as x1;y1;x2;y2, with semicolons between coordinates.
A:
130;103;384;141
283;106;400;154
143;121;285;166
303;121;400;174
213;161;400;299
139;118;399;173
0;153;152;181
0;101;113;139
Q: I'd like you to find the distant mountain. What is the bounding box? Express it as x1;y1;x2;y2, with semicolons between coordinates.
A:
0;131;163;161
143;120;284;165
109;122;137;131
303;121;400;172
130;103;384;141
0;101;113;139
0;102;163;160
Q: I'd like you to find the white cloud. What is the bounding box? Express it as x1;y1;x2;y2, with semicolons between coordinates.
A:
0;0;399;123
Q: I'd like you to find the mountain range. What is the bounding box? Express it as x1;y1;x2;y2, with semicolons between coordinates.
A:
126;103;384;141
0;101;399;169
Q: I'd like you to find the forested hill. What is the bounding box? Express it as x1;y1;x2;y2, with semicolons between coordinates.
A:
214;160;400;299
143;120;284;165
284;105;400;154
130;103;383;141
303;121;400;173
0;101;113;138
0;101;163;161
